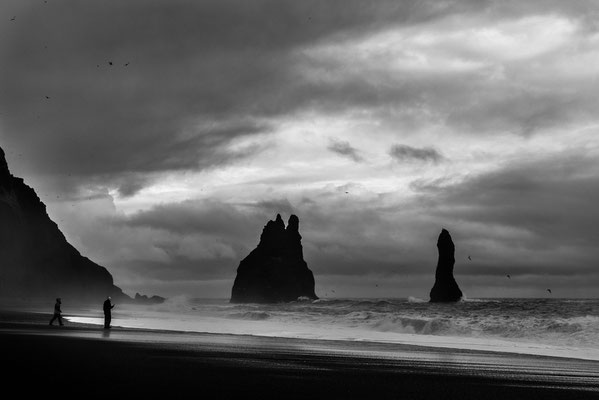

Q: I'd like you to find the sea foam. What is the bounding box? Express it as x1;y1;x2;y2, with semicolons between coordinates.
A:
66;297;599;361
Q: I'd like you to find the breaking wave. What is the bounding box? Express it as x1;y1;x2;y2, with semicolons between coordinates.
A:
227;311;271;321
115;297;599;352
407;296;426;303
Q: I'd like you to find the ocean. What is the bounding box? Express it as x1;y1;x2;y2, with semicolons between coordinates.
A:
66;297;599;361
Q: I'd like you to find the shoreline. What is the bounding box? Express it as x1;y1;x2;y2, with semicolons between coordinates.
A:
66;313;599;362
2;309;599;399
8;306;599;362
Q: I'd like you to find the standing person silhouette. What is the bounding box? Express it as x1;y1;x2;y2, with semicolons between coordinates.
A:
49;297;64;326
103;296;115;329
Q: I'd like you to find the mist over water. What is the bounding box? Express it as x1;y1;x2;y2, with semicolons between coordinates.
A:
67;297;599;360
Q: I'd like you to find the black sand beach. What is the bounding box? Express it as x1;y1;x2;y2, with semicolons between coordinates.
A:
2;310;598;399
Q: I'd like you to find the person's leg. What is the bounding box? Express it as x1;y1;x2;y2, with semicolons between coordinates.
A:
49;314;56;325
58;314;64;326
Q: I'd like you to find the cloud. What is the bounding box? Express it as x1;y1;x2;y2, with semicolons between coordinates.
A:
0;0;449;182
411;148;599;273
116;175;150;198
298;7;599;137
3;0;599;298
389;144;444;163
327;138;364;162
2;1;574;178
252;198;296;217
121;200;264;238
2;0;597;193
49;147;599;298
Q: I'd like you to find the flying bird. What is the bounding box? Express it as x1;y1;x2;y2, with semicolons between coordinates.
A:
468;255;472;261
547;289;552;294
506;274;511;279
108;61;113;66
124;62;130;66
45;96;50;99
10;16;16;21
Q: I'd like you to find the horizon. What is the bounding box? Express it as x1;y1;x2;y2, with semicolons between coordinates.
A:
1;0;598;299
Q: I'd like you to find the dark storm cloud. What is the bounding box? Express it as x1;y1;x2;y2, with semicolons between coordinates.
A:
327;138;364;162
111;199;301;281
116;175;150;198
0;0;458;184
111;195;411;280
72;147;599;295
9;0;583;185
2;0;596;190
293;148;599;283
444;86;599;137
120;198;300;253
118;257;235;282
3;0;598;298
412;149;599;271
389;144;443;163
424;152;599;243
253;198;296;217
122;200;264;239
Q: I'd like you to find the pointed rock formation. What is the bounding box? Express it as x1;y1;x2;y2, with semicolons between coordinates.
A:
429;229;463;302
230;214;317;303
0;146;159;304
134;292;166;305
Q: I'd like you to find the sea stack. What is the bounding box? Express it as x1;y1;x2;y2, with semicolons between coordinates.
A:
230;214;317;303
429;229;463;302
0;145;145;303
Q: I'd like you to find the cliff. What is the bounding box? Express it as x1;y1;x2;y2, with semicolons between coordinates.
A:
0;145;159;304
429;229;463;302
230;214;317;303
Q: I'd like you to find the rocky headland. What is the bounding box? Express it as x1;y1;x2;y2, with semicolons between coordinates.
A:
0;145;163;305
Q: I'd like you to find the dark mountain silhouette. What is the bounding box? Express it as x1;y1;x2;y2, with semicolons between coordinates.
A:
134;292;165;304
230;214;317;303
429;229;463;302
0;145;162;304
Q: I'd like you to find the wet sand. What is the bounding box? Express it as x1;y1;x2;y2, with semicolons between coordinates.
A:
2;309;598;399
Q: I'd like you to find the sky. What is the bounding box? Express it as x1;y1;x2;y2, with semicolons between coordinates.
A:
1;0;598;299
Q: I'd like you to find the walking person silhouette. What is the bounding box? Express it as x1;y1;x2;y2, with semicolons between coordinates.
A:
103;296;115;329
49;298;64;326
